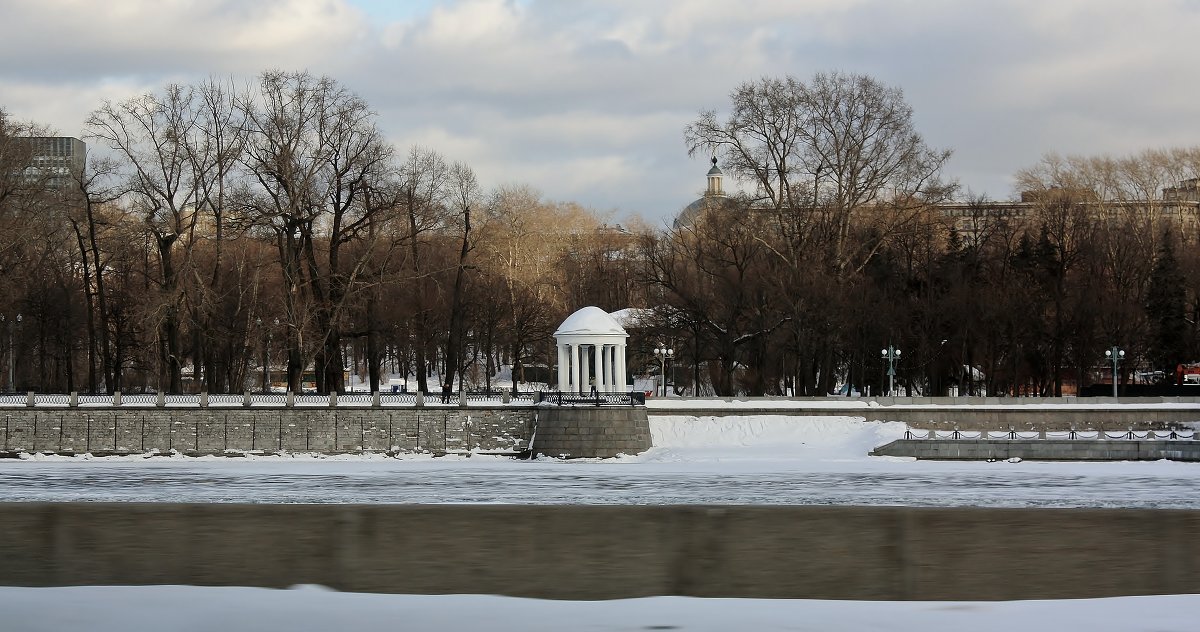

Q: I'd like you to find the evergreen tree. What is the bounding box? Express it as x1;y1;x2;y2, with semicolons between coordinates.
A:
1145;232;1189;376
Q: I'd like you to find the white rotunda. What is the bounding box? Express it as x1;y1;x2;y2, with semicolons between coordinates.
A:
554;306;629;393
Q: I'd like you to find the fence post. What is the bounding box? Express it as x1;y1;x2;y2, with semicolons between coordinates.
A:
459;386;467;408
113;391;122;406
26;391;35;407
502;390;511;404
243;391;252;408
156;391;165;407
199;392;209;408
372;391;381;408
329;392;338;408
415;391;424;407
69;392;79;408
286;391;295;408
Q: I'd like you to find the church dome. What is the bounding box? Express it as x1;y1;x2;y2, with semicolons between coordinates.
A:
675;156;732;229
674;192;739;229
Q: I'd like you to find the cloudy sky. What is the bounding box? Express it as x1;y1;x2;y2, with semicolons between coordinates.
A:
3;0;1199;224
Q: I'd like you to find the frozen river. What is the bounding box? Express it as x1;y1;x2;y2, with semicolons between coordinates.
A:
1;458;1198;508
2;415;1198;508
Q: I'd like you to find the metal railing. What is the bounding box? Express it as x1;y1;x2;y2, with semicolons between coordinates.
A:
535;391;646;407
903;427;1198;440
0;390;542;408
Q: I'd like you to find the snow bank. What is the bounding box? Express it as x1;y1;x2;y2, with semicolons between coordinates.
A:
0;585;1194;632
627;414;906;463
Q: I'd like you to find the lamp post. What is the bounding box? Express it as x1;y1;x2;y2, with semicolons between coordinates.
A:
1104;346;1125;398
881;345;901;396
653;344;674;397
1;313;20;393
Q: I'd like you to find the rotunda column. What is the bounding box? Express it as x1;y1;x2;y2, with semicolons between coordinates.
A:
600;342;609;393
576;342;585;393
616;344;627;393
571;343;582;394
612;345;621;392
557;343;568;391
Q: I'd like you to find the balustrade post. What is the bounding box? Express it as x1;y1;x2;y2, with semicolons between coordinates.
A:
243;391;252;408
69;392;79;408
328;392;338;408
286;391;295;408
26;391;34;407
199;392;209;408
372;391;381;407
113;391;122;406
156;391;165;407
415;391;424;407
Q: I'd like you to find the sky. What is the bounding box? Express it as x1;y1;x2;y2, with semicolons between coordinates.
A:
3;0;1199;225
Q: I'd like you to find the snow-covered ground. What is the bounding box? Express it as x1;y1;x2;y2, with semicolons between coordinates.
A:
2;415;1197;508
0;585;1196;632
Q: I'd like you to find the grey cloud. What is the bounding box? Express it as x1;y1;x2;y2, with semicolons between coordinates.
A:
4;0;1200;221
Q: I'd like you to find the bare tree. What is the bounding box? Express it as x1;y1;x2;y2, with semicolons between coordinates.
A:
396;147;450;394
240;70;395;393
443;161;478;392
86;85;212;392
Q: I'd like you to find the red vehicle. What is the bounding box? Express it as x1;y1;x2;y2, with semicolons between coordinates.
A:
1175;363;1200;385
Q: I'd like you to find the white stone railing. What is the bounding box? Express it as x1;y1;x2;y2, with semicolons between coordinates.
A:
0;391;538;408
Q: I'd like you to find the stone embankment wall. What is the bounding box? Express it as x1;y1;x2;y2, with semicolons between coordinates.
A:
0;405;655;458
873;438;1200;461
2;503;1196;601
533;407;652;458
0;407;534;455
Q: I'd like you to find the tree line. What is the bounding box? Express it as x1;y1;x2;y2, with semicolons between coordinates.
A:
2;70;1198;395
650;73;1200;396
0;70;646;394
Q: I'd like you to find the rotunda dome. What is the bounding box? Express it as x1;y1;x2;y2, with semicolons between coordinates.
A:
554;306;628;337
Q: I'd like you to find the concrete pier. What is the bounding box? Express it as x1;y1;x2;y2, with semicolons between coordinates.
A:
872;438;1200;461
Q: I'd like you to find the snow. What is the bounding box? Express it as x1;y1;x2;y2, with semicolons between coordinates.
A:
607;306;651;329
553;305;628;335
0;585;1196;632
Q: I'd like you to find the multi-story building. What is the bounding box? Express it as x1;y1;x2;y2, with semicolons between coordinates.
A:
24;137;86;188
677;160;1200;237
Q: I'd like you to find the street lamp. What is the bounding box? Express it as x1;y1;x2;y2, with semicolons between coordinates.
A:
653;344;674;397
881;345;902;396
1104;346;1125;398
1;313;20;393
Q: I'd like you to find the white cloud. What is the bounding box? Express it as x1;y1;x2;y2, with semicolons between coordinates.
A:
3;0;1200;220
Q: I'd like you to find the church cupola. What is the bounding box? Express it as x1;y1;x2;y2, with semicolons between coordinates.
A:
706;156;724;197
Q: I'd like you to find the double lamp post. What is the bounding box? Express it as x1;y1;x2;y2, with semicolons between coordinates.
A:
653;343;673;397
880;345;901;396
